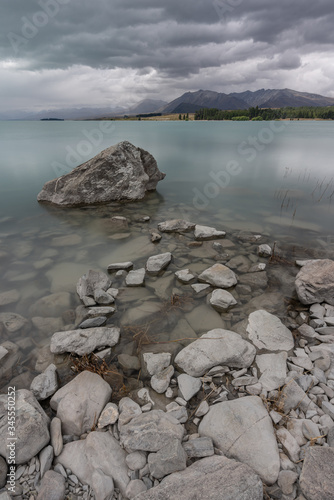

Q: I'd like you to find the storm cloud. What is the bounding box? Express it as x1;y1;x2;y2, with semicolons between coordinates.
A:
1;0;334;112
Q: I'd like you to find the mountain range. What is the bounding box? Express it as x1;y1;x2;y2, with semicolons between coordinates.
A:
2;88;334;120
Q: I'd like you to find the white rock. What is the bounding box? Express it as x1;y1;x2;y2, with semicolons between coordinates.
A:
175;269;196;283
177;374;202;401
199;264;237;288
30;363;58;400
50;327;120;355
98;403;119;428
276;428;300;463
143;352;172;376
151;366;174;394
146;252;172;275
258;244;272;257
209;289;237;311
247;310;294;352
194;225;226;240
256;353;287;391
157;220;195;233
126;268;146;286
295;259;334;305
118;398;142;427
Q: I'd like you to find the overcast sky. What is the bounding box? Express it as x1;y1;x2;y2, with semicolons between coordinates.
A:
1;0;334;112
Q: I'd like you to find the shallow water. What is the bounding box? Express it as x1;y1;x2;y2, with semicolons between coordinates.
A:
0;120;334;390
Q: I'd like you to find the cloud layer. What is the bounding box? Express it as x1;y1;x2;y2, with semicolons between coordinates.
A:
1;0;334;111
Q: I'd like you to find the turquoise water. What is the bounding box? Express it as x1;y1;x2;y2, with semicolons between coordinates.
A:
0;119;334;389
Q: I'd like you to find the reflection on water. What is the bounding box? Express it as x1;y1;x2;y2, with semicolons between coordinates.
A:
0;120;334;391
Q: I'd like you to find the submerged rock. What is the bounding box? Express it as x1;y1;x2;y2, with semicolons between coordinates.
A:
37;141;165;206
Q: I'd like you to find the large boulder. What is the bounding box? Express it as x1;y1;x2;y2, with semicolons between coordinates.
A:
295;259;334;305
198;396;280;485
37;141;165;206
174;329;256;377
135;455;263;500
246;310;294;352
0;390;50;465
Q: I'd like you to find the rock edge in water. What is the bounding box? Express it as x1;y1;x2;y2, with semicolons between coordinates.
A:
37;141;166;207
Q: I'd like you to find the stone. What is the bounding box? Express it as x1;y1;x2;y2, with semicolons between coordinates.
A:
280;379;315;414
258;244;272;257
198;396;280;484
126;479;147;499
118;354;141;372
167;406;188;424
77;269;111;300
0;289;20;306
56;431;129;497
177;373;202;401
300;447;334;500
175;269;196;283
50;371;112;435
126;268;146;286
0;341;20;383
50;327;120;355
29;292;72;317
30;363;58;401
37;470;66;500
256;353;287;391
87;306;115;318
79;316;107;328
39;445;54;477
322;401;334;420
157;220;195;233
119;410;184;452
295;259;334;305
278;470;298;496
298;323;317;338
175;329;256;377
146;252;172;275
194;225;226;240
148;439;187;479
0;456;7;489
98;402;119;428
239;271;268;289
0;390;50;465
209;289;237;311
198;264;237;288
94;289;115;305
191;283;211;295
126;451;147;471
32;316;64;335
183;437;214;458
135;455;263;500
118;397;142;427
0;312;29;333
107;261;133;271
246;310;294;351
276;427;300;462
195;400;210;417
142;352;171;376
50;417;63;457
38;141;165;206
151;365;174;394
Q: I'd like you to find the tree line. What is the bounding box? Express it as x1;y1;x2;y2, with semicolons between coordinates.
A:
194;106;334;121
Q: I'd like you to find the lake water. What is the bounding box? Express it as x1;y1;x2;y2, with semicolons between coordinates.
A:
0;119;334;390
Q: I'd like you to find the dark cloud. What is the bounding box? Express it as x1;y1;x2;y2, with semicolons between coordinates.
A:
0;0;334;112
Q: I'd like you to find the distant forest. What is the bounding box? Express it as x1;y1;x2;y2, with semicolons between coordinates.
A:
194;106;334;121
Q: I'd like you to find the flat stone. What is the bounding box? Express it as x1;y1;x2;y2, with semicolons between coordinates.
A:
300;447;334;500
177;373;202;401
199;264;237;288
79;316;107;328
98;402;119;428
30;363;58;400
134;455;263;500
256;353;287;391
0;289;20;306
191;283;211;295
118;397;142;427
119;410;184;452
39;445;54;477
126;268;146;286
183;437;214;458
148;439;187;479
199;396;280;484
29;292;72;318
276;427;300;463
50;417;63;457
56;430;129;497
194;225;226;240
0;390;50;465
295;259;334;305
175;269;196;283
108;262;134;271
246;310;294;351
209;289;237;311
146;252;172;275
157;219;195;233
37;470;66;500
50;327;120;355
50;371;112;435
175;329;256;377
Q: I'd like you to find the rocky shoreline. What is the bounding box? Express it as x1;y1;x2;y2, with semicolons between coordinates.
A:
1;219;334;500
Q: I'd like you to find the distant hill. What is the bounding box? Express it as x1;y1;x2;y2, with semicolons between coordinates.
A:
128;99;168;115
160;88;334;114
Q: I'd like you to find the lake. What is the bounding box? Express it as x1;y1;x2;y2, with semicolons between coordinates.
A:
0;119;334;389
